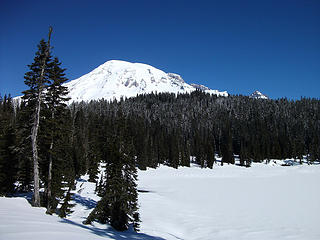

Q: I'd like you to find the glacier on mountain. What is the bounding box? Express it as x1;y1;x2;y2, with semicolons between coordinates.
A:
64;60;228;102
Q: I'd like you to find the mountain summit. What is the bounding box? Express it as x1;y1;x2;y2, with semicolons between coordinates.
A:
250;90;269;99
64;60;227;102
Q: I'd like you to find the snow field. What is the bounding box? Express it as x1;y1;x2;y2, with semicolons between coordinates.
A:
137;163;320;240
1;161;319;240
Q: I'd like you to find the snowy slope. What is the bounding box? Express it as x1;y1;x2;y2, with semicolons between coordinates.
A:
0;197;108;240
1;161;320;240
64;60;228;102
0;197;162;240
250;90;269;99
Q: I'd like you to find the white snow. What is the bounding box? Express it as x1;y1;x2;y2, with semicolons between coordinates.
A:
64;60;228;103
1;161;320;240
0;194;161;240
250;90;269;99
0;197;108;240
138;163;320;240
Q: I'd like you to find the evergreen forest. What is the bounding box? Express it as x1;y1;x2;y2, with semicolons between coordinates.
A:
1;91;320;194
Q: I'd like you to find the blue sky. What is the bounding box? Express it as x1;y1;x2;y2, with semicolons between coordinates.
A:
1;0;319;99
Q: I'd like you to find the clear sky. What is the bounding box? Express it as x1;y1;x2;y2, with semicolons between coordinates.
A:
1;0;319;99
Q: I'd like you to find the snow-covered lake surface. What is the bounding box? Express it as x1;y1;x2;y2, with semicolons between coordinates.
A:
1;161;320;240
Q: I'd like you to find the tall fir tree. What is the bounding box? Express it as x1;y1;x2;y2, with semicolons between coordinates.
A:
43;56;71;213
22;27;53;207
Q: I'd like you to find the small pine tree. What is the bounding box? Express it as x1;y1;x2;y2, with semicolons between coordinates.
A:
87;149;99;183
95;173;104;197
59;186;75;218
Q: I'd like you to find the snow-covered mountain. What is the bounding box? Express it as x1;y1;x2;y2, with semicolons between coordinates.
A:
64;60;227;102
250;90;269;99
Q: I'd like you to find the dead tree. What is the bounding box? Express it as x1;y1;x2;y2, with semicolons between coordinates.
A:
31;27;53;207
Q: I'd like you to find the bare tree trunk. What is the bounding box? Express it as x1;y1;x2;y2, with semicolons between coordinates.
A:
31;99;41;207
46;111;54;213
32;27;52;207
46;144;53;211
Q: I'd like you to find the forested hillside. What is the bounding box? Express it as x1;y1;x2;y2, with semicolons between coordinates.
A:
64;92;320;170
1;92;319;184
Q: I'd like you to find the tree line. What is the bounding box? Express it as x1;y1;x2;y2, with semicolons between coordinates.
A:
62;91;319;171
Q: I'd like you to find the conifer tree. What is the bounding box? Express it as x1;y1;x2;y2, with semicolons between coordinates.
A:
22;27;53;207
87;115;102;183
0;125;19;195
16;101;34;192
221;120;234;165
206;141;215;169
59;183;76;218
85;113;140;231
44;56;70;213
71;106;88;176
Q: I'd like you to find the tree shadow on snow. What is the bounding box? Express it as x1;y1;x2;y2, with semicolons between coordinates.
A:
72;194;97;210
77;178;88;182
60;218;165;240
